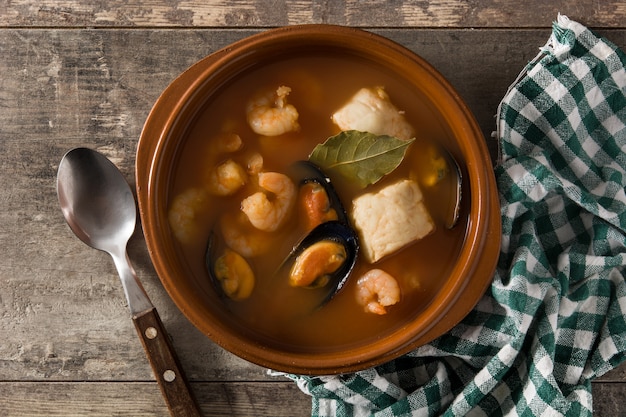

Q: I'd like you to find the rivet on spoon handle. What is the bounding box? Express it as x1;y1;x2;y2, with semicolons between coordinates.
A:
134;308;202;417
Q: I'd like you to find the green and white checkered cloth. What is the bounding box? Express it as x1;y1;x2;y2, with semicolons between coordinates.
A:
280;15;626;416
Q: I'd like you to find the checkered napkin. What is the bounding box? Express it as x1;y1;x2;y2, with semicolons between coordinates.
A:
278;15;626;416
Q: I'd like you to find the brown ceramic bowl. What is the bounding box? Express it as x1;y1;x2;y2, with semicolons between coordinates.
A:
136;25;501;375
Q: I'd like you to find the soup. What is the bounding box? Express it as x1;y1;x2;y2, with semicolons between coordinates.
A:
168;53;467;351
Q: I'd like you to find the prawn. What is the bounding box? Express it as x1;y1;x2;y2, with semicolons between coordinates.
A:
246;152;264;175
246;85;300;136
355;269;401;315
207;158;247;196
205;132;248;196
219;211;276;258
208;159;248;196
211;131;243;153
168;187;210;245
241;171;296;232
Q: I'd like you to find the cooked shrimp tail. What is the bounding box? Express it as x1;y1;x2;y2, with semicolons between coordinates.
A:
241;171;296;232
168;187;210;244
355;269;401;315
219;211;276;258
205;132;248;196
246;85;300;136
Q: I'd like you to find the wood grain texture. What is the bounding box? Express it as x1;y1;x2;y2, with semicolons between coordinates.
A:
2;7;626;414
1;0;625;28
0;381;311;417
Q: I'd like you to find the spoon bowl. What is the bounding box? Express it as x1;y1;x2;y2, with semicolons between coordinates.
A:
57;149;136;252
57;148;151;314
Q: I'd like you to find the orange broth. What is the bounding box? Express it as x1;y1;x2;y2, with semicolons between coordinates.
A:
169;54;467;351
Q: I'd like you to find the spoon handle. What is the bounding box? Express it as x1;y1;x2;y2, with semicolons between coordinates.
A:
133;307;203;417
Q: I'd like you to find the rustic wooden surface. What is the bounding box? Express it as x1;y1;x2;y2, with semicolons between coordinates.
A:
2;1;626;416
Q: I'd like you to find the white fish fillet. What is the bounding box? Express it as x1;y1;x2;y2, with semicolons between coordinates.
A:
331;86;415;140
351;179;434;263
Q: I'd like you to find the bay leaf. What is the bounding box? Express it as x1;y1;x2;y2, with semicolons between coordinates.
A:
308;130;415;188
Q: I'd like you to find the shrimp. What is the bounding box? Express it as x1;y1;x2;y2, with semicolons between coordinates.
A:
246;152;264;175
205;132;248;196
168;187;210;245
241;171;296;232
219;211;277;258
207;159;247;196
355;269;401;315
246;85;300;136
211;131;243;153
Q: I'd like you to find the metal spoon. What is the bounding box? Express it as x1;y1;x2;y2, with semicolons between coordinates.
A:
57;147;202;417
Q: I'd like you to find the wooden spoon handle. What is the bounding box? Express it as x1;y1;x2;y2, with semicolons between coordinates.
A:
133;307;203;417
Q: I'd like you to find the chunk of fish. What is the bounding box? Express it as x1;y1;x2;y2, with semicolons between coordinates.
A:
351;179;434;263
331;86;415;140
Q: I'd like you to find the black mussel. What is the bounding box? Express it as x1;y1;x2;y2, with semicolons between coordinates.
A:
442;148;462;229
425;145;463;229
282;220;359;305
205;230;256;301
290;160;350;227
281;161;360;304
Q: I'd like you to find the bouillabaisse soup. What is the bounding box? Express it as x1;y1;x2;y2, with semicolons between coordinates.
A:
167;53;467;352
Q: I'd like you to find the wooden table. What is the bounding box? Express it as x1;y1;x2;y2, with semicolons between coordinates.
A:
2;2;626;416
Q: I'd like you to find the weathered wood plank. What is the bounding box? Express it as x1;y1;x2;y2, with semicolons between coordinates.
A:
0;381;311;417
1;0;625;29
592;382;626;416
0;380;621;416
0;381;621;416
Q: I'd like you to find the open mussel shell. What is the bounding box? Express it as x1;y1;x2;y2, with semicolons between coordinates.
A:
286;161;360;304
290;160;351;225
204;230;226;299
282;220;359;305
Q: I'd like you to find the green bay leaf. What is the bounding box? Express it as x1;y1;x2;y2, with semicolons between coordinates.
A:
308;130;415;188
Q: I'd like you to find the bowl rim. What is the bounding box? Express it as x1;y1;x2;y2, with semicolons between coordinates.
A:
136;24;501;375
